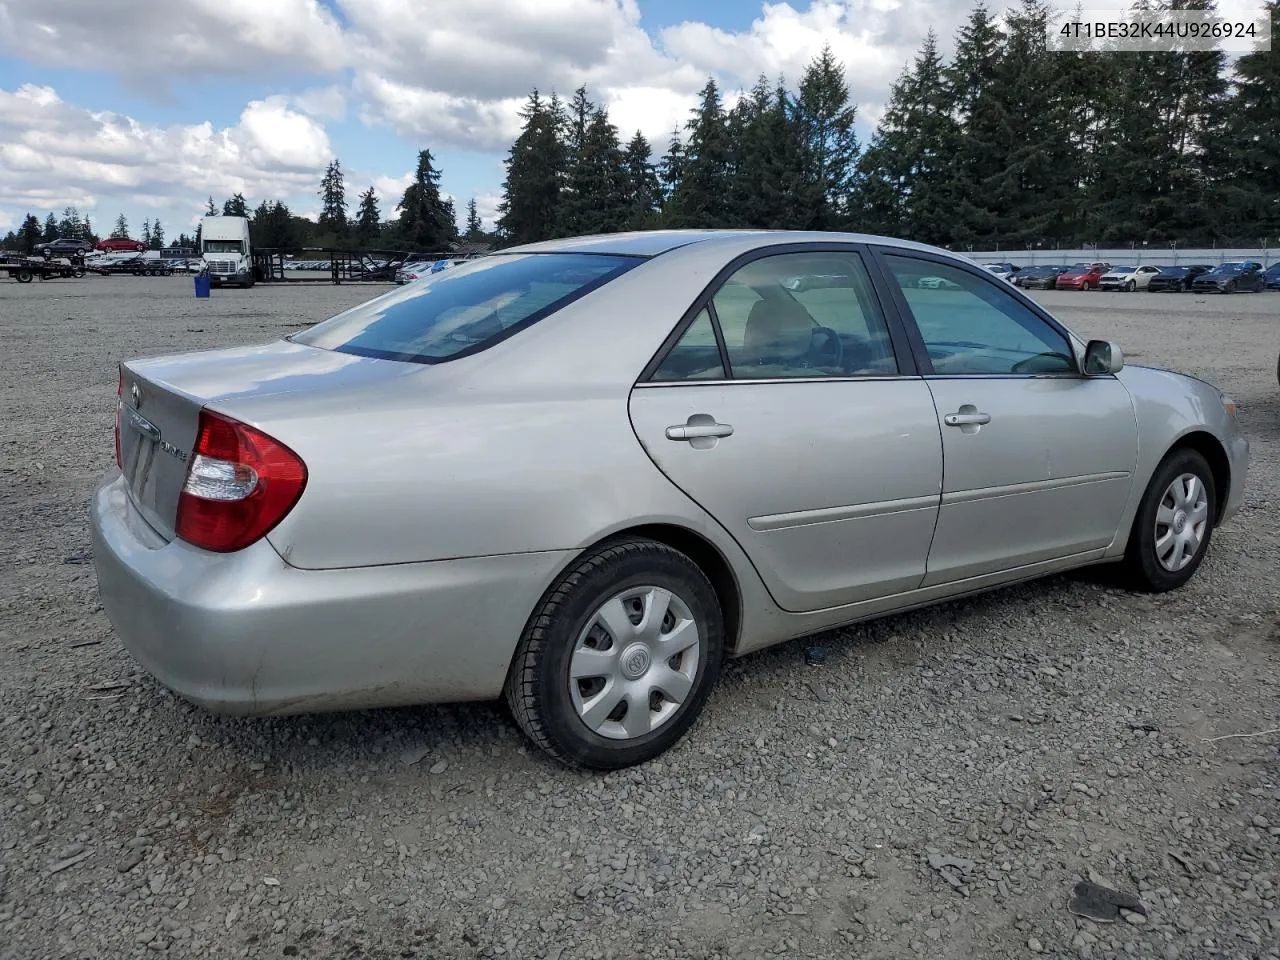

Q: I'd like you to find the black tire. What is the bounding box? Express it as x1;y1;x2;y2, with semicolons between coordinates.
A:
1118;448;1216;593
73;268;85;278
1126;280;1136;293
15;268;32;283
504;537;724;770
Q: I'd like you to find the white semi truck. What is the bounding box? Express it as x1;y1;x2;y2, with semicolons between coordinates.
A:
198;215;255;288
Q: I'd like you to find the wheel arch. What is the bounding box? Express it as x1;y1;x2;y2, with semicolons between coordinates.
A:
1167;430;1231;525
542;524;745;656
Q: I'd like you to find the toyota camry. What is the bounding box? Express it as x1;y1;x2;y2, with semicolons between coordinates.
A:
92;230;1249;770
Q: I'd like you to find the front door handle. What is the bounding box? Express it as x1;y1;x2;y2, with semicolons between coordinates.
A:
943;411;991;427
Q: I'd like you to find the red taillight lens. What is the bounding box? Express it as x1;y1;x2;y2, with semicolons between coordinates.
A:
114;368;123;469
175;409;307;553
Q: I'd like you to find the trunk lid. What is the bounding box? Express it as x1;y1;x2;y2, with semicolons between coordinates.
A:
118;339;419;540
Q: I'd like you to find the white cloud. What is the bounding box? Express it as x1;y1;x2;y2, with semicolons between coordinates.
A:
0;84;332;232
291;86;348;122
0;0;348;83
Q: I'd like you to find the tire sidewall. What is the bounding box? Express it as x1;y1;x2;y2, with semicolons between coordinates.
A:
533;547;723;769
1128;449;1216;591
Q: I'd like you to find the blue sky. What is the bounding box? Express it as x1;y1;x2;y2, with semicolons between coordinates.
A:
0;0;1266;240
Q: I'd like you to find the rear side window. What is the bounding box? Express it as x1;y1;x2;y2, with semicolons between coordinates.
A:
293;253;643;363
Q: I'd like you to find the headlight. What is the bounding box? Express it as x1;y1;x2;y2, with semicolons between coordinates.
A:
1220;393;1238;418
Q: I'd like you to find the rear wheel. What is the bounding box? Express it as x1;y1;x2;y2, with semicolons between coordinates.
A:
15;268;32;283
505;538;723;770
1118;448;1216;592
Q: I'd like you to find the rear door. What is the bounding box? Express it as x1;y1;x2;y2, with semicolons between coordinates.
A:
870;249;1139;586
629;245;943;613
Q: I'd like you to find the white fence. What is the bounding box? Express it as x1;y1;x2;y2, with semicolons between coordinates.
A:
957;247;1276;267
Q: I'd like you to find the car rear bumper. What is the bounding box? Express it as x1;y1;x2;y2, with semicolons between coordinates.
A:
90;475;570;715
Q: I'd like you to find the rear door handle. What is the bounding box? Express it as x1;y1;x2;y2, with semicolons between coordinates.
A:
943;412;991;427
666;420;734;441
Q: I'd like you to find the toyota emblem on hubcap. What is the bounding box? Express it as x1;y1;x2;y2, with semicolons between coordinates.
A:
130;383;142;409
621;644;651;680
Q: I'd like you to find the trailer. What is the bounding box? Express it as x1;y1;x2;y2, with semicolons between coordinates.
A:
86;252;174;276
0;255;86;282
251;247;469;284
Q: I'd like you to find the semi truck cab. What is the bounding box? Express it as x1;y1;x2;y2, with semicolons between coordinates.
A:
199;216;254;288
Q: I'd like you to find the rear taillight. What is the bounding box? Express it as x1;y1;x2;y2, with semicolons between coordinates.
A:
114;368;123;469
175;409;307;553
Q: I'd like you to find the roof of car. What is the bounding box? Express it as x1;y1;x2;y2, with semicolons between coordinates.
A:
499;229;954;259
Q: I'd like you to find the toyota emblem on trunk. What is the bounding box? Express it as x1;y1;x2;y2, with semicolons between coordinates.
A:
130;383;142;409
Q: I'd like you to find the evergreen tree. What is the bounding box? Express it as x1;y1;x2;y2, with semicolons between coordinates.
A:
668;78;732;227
19;214;41;252
222;193;248;217
149;219;164;250
658;127;685;204
355;186;381;244
943;4;1007;244
725;77;808;229
396;148;456;250
795;45;860;228
1216;0;1280;237
465;197;484;240
141;219;152;246
58;205;84;238
110;213;129;239
622;132;661;229
205;196;218;216
497;89;568;244
982;0;1081;244
41;213;57;241
854;31;960;242
318;159;349;236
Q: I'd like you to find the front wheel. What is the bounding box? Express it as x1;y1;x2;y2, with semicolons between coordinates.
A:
1118;448;1216;592
505;538;723;770
1126;280;1136;293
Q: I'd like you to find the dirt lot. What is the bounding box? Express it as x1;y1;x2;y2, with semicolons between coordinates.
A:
1;275;1277;960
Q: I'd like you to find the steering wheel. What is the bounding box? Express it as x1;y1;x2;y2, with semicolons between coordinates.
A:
1011;351;1076;374
808;326;843;370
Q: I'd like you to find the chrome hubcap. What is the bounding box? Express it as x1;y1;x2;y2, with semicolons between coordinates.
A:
1154;473;1209;572
569;586;701;741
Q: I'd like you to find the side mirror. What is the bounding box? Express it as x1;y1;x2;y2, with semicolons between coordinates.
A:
1083;339;1124;375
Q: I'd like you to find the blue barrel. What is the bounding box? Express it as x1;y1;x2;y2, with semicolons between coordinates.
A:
194;274;211;298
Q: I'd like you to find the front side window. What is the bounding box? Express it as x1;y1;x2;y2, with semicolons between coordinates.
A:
884;255;1077;376
294;253;642;363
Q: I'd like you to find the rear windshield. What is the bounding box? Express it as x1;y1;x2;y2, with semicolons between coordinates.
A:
293;252;643;363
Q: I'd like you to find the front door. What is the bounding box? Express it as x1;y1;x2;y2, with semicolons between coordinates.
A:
874;251;1139;586
628;247;943;613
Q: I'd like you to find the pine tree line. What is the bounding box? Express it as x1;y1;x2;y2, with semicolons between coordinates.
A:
496;0;1280;249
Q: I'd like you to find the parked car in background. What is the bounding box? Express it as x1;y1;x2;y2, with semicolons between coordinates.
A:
982;262;1019;282
92;229;1249;770
1013;265;1068;290
394;260;434;284
34;237;94;257
96;237;148;253
1099;265;1162;292
1263;263;1280;290
1146;265;1213;292
1056;262;1111;291
1190;262;1265;294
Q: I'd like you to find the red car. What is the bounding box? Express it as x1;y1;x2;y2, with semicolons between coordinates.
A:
1056;261;1111;291
96;237;148;253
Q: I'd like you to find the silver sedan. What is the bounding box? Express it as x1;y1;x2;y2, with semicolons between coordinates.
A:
91;230;1249;769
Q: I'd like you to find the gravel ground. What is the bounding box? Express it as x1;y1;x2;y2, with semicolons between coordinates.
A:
1;275;1277;960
